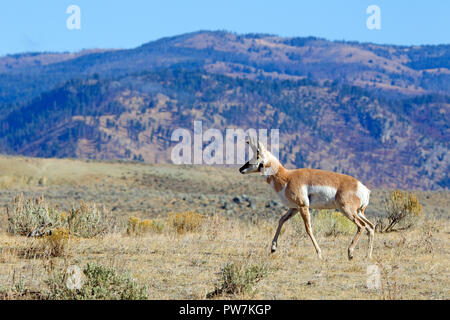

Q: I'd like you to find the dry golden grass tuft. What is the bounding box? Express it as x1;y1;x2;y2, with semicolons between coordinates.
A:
41;228;71;258
168;211;204;234
127;216;164;236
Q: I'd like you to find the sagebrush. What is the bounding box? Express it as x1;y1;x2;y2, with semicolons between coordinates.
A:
6;194;114;238
207;261;269;298
7;194;60;236
46;263;148;300
377;190;423;233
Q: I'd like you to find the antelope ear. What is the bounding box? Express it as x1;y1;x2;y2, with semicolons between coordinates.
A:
247;137;258;154
257;141;266;152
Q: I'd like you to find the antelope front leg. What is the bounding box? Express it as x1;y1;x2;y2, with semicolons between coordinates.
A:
299;206;323;260
271;208;298;253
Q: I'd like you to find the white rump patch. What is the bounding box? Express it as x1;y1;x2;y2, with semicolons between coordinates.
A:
356;181;371;209
303;185;338;209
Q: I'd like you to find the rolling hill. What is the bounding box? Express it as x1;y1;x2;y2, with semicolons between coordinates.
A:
0;31;448;190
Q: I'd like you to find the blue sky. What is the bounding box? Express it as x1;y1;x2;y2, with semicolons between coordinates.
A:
0;0;448;56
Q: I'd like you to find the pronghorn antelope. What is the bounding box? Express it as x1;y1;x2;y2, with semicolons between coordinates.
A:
239;138;374;260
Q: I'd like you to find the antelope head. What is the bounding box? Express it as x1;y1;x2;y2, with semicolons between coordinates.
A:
239;137;272;174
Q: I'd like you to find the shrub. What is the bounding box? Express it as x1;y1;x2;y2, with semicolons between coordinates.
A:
313;210;356;237
207;262;269;298
126;216;164;235
7;194;60;236
7;195;114;238
20;228;72;259
0;283;45;300
42;228;71;258
420;218;439;254
169;211;204;234
127;216;141;235
377;190;423;233
47;263;148;300
64;201;113;238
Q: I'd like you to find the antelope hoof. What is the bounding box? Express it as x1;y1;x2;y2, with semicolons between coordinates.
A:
317;251;323;260
271;242;277;253
348;250;354;260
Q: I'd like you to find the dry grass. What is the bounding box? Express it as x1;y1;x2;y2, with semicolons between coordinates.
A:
0;212;448;300
0;156;448;300
168;211;204;234
127;216;164;235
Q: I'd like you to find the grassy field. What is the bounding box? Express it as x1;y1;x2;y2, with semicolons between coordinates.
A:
0;156;448;299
